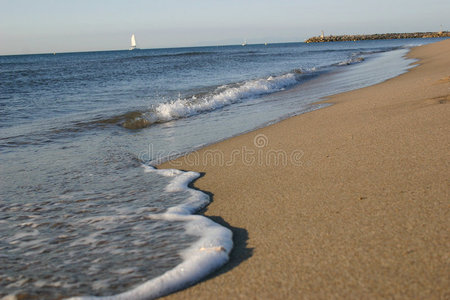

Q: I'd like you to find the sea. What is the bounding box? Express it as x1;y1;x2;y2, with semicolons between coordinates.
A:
0;38;444;299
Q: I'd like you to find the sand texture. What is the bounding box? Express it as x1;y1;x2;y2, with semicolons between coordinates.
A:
160;39;450;299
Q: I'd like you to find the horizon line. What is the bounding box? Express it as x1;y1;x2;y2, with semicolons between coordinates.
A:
0;41;303;57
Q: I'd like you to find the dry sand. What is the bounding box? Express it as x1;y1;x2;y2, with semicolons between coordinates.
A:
160;39;450;299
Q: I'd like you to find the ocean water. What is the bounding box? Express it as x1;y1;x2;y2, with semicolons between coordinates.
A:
0;38;444;299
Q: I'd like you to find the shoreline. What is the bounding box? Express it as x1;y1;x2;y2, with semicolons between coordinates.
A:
160;39;449;299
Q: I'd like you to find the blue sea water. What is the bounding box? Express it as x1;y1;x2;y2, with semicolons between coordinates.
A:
0;38;444;299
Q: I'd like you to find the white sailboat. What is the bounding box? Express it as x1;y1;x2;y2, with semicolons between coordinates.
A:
129;34;139;50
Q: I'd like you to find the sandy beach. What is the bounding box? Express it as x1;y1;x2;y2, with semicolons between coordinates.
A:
160;39;449;299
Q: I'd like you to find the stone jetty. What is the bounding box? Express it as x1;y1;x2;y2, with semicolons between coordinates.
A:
305;31;450;43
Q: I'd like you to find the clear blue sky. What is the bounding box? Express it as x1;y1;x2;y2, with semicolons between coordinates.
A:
0;0;448;55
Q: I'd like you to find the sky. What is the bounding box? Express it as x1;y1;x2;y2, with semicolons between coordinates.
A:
0;0;448;55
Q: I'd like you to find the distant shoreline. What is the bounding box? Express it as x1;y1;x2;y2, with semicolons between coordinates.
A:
305;31;449;43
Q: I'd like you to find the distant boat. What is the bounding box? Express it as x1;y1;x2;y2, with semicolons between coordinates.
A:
129;34;139;50
241;39;247;46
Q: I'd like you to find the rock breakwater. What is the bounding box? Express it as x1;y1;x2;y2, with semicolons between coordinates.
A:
305;31;449;43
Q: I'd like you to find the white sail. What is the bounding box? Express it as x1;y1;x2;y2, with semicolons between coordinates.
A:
129;34;138;50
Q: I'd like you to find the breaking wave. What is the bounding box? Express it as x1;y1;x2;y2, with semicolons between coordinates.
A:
122;72;303;129
337;56;365;66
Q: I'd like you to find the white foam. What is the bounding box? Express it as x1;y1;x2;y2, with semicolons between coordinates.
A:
151;73;299;122
338;56;365;66
65;165;233;300
165;171;210;215
143;164;182;176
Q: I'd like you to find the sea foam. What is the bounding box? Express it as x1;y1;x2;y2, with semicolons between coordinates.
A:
65;165;233;300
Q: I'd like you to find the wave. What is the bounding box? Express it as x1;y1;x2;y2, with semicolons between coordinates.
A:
121;52;368;130
160;51;216;57
337;45;416;66
337;56;365;66
0;69;303;144
121;51;216;62
117;46;411;129
1;52;371;143
1;54;370;143
303;46;402;57
65;165;233;300
122;71;304;129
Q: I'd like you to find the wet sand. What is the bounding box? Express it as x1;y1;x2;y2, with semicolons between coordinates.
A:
160;39;449;299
